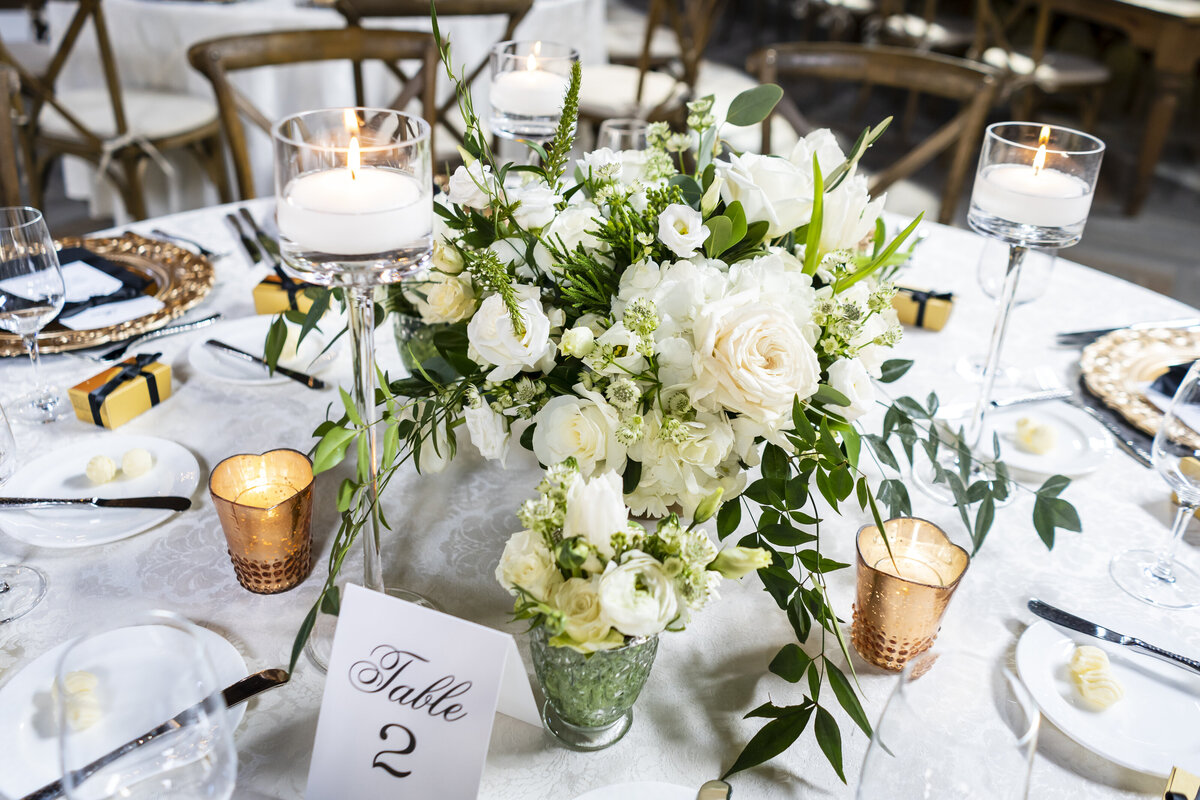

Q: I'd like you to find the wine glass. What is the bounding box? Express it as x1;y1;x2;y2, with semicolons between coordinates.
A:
596;118;649;151
0;207;66;423
57;610;237;800
857;649;1039;799
0;399;47;624
1110;361;1200;608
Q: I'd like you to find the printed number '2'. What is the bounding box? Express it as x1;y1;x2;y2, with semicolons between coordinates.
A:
372;723;417;778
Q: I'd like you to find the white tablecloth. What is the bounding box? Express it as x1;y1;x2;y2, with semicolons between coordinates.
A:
1;203;1197;798
43;0;606;219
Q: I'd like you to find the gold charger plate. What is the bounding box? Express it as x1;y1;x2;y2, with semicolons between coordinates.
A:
0;233;214;357
1079;327;1200;447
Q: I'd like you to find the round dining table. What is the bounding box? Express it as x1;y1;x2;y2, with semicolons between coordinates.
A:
0;199;1196;798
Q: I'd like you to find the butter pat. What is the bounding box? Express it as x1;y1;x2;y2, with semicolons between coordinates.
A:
53;670;103;732
122;448;154;478
85;455;117;484
1015;417;1057;455
1068;645;1124;709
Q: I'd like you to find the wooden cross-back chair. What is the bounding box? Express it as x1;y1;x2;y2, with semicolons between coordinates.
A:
1;64;23;205
0;0;229;219
334;0;532;154
750;43;999;224
188;28;438;200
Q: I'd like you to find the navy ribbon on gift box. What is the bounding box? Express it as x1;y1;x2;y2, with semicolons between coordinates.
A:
87;352;161;425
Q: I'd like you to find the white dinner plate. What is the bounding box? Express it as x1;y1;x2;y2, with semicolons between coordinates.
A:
573;782;695;800
0;624;248;798
0;434;199;548
187;315;338;386
975;403;1113;477
1015;620;1200;777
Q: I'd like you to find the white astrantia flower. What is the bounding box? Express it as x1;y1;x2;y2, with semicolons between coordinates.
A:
447;161;493;209
463;403;510;465
410;271;476;324
598;550;679;637
826;357;875;422
531;388;627;477
657;204;709;259
495;528;562;602
466;285;554;381
552;577;622;653
716;152;814;237
509;180;561;230
562;471;628;560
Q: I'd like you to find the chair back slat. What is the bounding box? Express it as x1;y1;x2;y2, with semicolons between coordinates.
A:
1;64;21;205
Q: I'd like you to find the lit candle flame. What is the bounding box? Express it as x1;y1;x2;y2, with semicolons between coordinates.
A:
1038;125;1051;147
343;108;359;132
348;135;360;181
526;52;537;71
1032;144;1047;175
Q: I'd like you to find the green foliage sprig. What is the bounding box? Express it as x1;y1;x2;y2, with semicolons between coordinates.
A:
542;60;582;186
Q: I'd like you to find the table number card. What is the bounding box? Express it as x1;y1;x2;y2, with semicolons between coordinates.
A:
306;584;539;799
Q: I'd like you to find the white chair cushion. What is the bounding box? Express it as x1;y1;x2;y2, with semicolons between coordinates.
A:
811;0;877;14
579;64;686;119
39;89;218;141
694;60;799;156
883;13;975;49
981;47;1110;90
605;1;681;61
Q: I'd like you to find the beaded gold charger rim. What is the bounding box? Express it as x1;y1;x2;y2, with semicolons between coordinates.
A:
1080;327;1200;448
0;234;215;357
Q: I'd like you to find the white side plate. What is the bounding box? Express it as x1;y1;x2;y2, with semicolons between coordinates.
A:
573;782;696;800
187;315;338;386
976;403;1113;477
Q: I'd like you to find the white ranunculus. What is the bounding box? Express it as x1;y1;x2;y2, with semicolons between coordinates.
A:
463;403;510;465
559;326;595;357
657;204;709;259
432;238;464;275
789;128;846;180
447;161;493;209
598;551;679;637
553;577;620;653
562;471;628;559
495;528;562;602
819;174;886;253
509;181;560;230
467;285;554;381
826;357;875;422
690;298;821;424
716;153;814;237
411;271;476;324
531;389;626;477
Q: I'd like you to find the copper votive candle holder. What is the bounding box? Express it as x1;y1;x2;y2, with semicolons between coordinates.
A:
851;517;969;671
209;448;314;594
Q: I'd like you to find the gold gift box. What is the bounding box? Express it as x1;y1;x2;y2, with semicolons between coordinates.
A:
69;355;172;429
892;286;953;331
253;274;314;315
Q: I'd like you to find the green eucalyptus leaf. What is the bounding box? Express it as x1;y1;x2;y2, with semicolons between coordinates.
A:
705;215;733;259
717;500;741;540
669;174;704;207
787;591;812;640
760;522;817;547
813;383;851;408
312;426;356;474
319;584;341;616
864;434;899;471
336;478;356;513
264;315;288;374
762;443;790;482
878;359;913;383
769;643;812;683
289;603;320;674
339;387;364;427
725;84;785;127
725;200;748;244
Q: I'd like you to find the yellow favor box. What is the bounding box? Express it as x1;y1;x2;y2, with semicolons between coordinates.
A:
69;354;172;429
253;273;315;315
892;285;953;331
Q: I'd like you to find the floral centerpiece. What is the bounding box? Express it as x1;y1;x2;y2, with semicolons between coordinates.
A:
496;458;769;748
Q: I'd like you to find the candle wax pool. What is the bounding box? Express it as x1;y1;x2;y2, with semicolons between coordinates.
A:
971;163;1094;228
491;69;570;117
871;554;948;586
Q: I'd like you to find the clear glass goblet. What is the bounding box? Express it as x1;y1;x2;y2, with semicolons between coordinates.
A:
0;399;47;624
0;207;66;423
1110;360;1200;608
596;118;650;151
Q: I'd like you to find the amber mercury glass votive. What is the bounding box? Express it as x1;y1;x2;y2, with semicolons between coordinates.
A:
209;449;314;594
851;517;969;671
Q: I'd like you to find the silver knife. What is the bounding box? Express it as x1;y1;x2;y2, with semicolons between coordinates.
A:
0;496;191;511
21;668;289;800
937;389;1073;419
697;780;732;799
1056;318;1200;347
1028;599;1200;676
238;207;281;261
205;339;326;390
225;213;261;266
1065;397;1153;468
91;313;223;363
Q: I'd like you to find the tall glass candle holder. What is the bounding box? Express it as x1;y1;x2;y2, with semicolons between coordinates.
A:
919;123;1104;502
489;41;578;144
274;108;435;657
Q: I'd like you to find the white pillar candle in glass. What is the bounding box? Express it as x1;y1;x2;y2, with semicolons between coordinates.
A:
489;40;578;141
971;163;1094;228
491;57;570;117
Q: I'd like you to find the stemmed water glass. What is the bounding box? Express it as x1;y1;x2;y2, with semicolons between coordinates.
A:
596;118;649;151
1110;361;1200;608
0;207;66;423
0;399;47;624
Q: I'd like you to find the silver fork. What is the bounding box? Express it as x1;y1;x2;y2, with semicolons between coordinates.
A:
147;229;228;259
85;313;223;363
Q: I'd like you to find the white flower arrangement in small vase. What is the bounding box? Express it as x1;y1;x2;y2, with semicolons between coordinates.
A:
497;459;769;750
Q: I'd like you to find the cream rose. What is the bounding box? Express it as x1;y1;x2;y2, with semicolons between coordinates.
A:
826;357;875;422
412;271;476;324
598;551;679;637
657;204;709;259
531;389;626;477
716;152;814;237
463;404;510;464
447;161;493;209
496;528;562;602
467;285;554;381
559;326;595;357
553;577;621;653
690;298;821;424
562;471;628;559
432;238;464;274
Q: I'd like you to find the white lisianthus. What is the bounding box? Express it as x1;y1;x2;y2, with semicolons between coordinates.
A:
716;153;814;237
509;181;560;230
562;471;628;559
599;551;680;637
553;577;622;653
463;403;510;465
825;357;875;422
579;148;651;186
432;238;464;275
559;326;595;357
532;389;627;477
789;128;846;180
657;204;709;259
489;237;527;269
467;285;554;381
591;322;647;375
411;271;476;324
495;528;562;602
534;203;606;272
710;546;773;579
819;174;886;253
690;297;821;424
447;161;493;209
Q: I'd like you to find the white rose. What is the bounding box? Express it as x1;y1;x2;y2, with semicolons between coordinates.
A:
559;326;595;357
509;181;560;230
716;153;814;237
819;174;886;253
657;204;709;259
447;161;492;209
562;471;628;559
467;285;554;381
544;202;603;253
552;577;621;653
412;271;476;324
826;357;875;422
431;238;464;275
599;551;679;637
463;404;510;465
789;128;846;179
495;528;562;602
690;298;821;424
532;389;627;477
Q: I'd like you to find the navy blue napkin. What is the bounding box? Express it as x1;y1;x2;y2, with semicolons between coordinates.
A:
56;247;153;322
1149;362;1195;400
